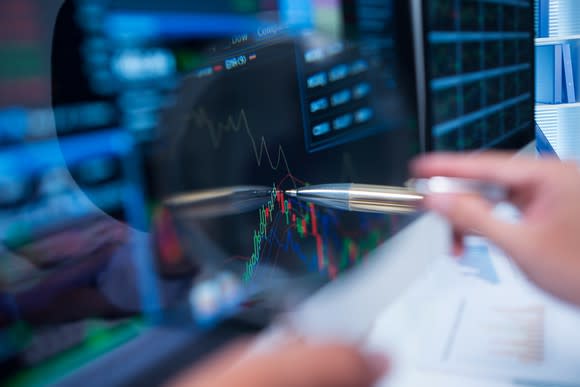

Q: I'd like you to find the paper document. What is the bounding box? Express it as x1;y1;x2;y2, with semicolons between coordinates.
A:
420;240;580;385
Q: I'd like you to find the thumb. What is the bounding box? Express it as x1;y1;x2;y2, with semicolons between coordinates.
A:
425;194;522;252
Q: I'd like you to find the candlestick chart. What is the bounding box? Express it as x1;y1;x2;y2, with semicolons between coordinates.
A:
240;179;401;282
181;107;407;283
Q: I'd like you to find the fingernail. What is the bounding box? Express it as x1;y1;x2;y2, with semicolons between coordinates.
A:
425;194;453;215
364;352;390;378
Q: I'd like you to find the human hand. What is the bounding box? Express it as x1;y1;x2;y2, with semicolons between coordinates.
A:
169;339;389;387
412;152;580;306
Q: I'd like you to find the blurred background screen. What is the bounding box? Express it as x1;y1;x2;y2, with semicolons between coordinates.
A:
424;0;535;150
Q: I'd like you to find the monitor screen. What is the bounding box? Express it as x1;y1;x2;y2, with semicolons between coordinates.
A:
153;1;420;292
423;0;535;151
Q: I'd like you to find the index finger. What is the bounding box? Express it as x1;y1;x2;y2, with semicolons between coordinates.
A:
410;152;555;188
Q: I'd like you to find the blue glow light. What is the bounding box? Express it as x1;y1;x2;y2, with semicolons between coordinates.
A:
104;12;270;40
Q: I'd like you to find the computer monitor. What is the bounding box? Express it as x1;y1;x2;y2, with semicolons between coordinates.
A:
421;0;535;151
152;1;421;289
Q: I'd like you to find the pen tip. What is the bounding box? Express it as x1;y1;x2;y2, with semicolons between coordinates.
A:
284;189;297;197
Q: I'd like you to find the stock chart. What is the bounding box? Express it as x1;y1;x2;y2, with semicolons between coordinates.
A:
179;107;404;283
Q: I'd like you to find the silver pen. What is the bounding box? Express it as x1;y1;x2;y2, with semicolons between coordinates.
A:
285;177;507;214
285;183;423;214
